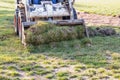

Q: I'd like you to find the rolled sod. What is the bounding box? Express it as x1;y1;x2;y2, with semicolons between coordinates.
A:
25;21;85;45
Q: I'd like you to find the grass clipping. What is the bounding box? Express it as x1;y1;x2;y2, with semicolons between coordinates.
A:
25;21;85;45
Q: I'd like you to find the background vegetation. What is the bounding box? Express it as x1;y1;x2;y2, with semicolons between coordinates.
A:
75;0;120;16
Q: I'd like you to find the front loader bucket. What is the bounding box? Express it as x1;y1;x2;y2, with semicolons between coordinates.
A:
21;19;89;46
22;19;84;27
52;19;84;26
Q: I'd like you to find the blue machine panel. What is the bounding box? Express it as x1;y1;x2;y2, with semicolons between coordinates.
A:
52;0;57;4
33;0;40;4
32;0;57;4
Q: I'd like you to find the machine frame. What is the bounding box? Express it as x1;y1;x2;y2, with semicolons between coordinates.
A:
14;0;89;45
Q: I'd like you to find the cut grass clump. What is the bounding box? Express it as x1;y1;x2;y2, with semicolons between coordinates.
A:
27;71;36;76
57;71;69;77
35;69;51;75
43;61;51;64
108;64;120;69
91;76;99;80
19;62;35;72
0;65;5;69
57;77;69;80
74;65;86;70
33;65;43;69
114;74;120;79
7;66;18;70
14;78;21;80
80;69;96;77
97;68;106;73
7;71;20;77
112;69;120;73
70;75;78;78
111;52;120;59
52;65;58;69
27;55;38;60
26;21;85;45
45;74;54;79
21;66;33;72
88;68;96;75
98;73;109;79
14;78;20;80
0;76;11;80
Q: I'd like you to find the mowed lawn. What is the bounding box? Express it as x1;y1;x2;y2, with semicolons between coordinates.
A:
0;0;120;80
75;0;120;16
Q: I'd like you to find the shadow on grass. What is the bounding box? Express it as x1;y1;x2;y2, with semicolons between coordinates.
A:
27;35;120;67
25;26;120;67
26;25;120;67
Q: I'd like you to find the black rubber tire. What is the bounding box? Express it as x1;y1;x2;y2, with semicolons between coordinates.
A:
14;9;20;35
18;13;22;39
14;14;19;35
73;8;77;19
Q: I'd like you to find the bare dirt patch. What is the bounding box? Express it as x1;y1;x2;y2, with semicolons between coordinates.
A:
78;12;120;27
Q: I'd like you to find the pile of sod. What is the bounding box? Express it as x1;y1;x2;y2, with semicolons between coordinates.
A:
25;21;85;45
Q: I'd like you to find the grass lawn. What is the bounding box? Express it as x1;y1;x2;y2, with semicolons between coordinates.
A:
0;0;120;80
75;0;120;16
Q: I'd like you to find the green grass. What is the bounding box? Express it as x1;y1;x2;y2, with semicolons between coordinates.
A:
75;0;120;16
0;0;120;80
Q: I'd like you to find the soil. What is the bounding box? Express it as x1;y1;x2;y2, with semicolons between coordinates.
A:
87;27;116;37
77;12;120;27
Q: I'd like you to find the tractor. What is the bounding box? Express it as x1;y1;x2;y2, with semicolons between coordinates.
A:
14;0;89;45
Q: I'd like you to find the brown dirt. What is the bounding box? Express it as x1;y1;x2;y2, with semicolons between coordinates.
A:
78;12;120;27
